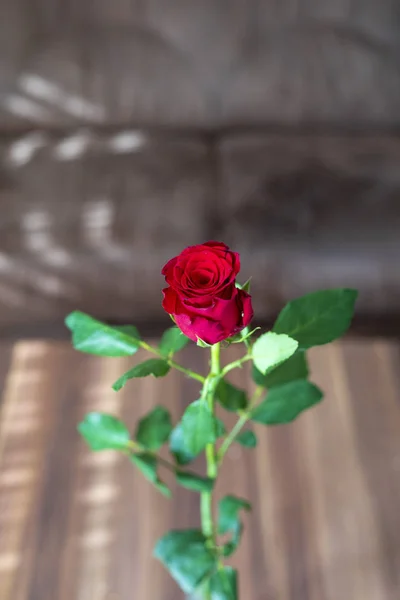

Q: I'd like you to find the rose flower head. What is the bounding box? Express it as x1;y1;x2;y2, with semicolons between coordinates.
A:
161;241;253;345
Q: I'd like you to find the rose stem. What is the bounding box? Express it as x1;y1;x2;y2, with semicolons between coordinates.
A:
217;386;264;463
139;339;205;383
200;342;221;600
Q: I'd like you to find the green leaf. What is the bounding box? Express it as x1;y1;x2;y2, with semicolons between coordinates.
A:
251;380;323;425
227;326;260;345
210;567;238;600
273;288;358;349
169;423;196;465
253;350;309;389
252;332;298;375
218;495;251;557
215;380;248;412
65;311;141;357
131;452;157;480
130;453;171;497
135;406;172;451
154;529;216;594
170;416;225;466
176;471;215;493
112;359;170;391
218;495;251;535
215;418;227;437
235;430;257;448
236;278;251;293
180;400;218;457
114;325;141;338
159;327;190;357
78;413;130;451
197;337;212;348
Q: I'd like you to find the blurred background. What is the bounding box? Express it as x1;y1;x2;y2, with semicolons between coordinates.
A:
0;1;400;599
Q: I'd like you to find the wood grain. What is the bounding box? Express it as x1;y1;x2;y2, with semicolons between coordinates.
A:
0;339;400;599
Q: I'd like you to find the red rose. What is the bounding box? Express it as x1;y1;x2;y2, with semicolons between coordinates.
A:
161;241;253;345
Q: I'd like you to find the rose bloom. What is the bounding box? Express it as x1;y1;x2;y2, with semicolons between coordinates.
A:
161;241;253;345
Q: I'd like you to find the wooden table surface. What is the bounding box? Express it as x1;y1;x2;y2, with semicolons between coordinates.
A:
0;339;400;600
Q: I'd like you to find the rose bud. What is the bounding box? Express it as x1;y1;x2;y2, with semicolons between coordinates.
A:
161;241;253;345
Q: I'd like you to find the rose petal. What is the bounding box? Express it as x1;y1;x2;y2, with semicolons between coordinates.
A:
168;284;253;344
161;243;246;336
161;256;177;280
174;313;226;345
161;287;179;314
202;241;230;251
173;313;197;341
181;290;240;332
182;295;214;309
191;271;211;287
236;289;254;329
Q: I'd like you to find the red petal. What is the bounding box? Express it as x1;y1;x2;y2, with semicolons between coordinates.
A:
237;289;254;328
202;241;230;251
161;287;179;314
161;256;177;281
174;313;226;345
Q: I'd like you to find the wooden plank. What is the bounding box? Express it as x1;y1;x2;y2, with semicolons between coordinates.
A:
0;344;13;411
0;342;64;600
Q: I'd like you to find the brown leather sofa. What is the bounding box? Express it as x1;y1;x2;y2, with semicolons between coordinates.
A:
1;0;400;335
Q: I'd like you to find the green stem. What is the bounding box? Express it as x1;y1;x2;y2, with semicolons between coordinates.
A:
139;339;205;383
217;386;264;463
217;412;249;462
200;342;221;600
167;359;205;384
220;354;252;378
128;440;177;472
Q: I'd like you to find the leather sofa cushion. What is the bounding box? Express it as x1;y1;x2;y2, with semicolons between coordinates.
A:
1;0;399;128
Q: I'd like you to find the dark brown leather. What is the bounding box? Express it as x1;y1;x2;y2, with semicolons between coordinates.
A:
0;136;213;329
0;132;400;332
217;135;400;315
1;0;400;128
